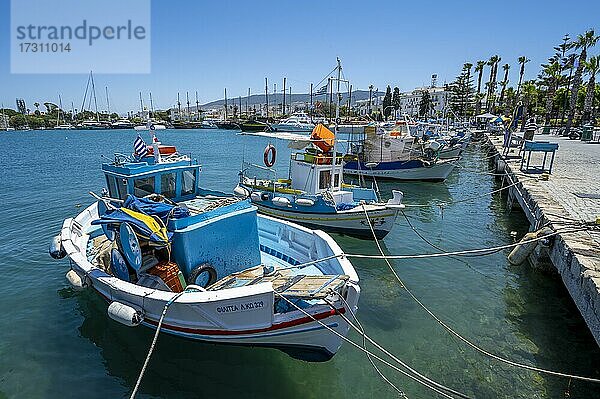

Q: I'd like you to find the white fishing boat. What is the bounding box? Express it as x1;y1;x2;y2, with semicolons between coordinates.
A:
49;136;359;361
344;120;458;181
235;60;404;239
272;112;315;132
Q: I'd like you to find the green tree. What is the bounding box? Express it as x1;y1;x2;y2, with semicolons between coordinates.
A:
474;60;486;114
498;63;510;110
565;29;598;133
539;59;561;124
582;55;600;124
9;114;27;128
516;56;530;99
449;63;475;119
486;55;501;111
392;87;401;118
418;90;434;119
382;85;392;120
521;81;538;130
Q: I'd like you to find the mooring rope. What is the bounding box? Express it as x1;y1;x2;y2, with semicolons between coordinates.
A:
360;204;600;384
403;176;537;208
272;292;463;399
130;290;187;399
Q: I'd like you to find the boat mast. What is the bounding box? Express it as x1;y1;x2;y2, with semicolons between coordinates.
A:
283;77;286;117
57;94;62;127
195;91;200;120
177;93;181;120
105;86;111;118
331;58;341;190
247;88;250;116
186;92;190;122
264;78;269;119
310;83;313;122
90;71;99;122
149;92;154;118
224;88;228;122
139;92;144;121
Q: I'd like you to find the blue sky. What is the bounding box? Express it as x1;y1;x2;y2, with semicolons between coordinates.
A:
0;0;598;114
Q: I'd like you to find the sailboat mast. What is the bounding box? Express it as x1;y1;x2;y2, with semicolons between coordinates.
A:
149;92;154;116
105;86;110;117
224;88;228;122
186;91;190;121
283;77;286;117
177;93;181;119
90;71;99;122
264;78;269;119
247;88;250;116
195;91;200;119
57;94;62;127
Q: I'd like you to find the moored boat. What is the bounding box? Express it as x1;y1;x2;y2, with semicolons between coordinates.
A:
49;136;359;361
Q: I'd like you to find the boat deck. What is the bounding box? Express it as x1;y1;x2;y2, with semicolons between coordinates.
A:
208;265;349;299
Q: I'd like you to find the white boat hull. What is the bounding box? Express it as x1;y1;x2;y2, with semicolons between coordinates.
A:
253;203;398;239
344;159;457;181
59;202;359;361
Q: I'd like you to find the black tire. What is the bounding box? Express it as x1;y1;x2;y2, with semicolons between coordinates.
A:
187;263;217;288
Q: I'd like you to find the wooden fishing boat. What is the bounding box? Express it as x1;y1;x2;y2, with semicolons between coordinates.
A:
49;136;359;361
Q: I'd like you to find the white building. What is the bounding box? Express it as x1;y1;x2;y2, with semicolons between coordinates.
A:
399;87;448;118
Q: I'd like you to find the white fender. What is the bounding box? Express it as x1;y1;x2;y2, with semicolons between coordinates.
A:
251;192;265;202
272;196;291;207
66;269;89;290
295;198;315;207
233;185;249;198
107;301;143;327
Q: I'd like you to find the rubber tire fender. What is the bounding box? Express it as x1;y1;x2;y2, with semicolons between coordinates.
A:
187;263;217;288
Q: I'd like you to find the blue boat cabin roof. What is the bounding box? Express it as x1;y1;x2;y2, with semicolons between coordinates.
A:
102;157;201;202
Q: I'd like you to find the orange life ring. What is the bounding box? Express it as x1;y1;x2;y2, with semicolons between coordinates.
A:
264;144;276;167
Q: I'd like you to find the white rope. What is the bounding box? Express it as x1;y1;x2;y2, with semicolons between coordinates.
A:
360;205;600;384
130;290;187;399
335;294;473;398
273;292;461;399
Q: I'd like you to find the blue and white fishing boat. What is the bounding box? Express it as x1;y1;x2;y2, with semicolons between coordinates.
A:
49;135;360;361
344;120;458;181
235;60;404;239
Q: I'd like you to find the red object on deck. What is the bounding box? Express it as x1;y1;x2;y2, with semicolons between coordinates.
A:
147;145;177;156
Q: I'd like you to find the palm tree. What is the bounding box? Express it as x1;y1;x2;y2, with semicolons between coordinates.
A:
474;60;486;114
521;81;538;130
541;61;561;124
486;55;501;112
582;55;600;124
516;56;530;99
462;62;473;116
565;29;599;134
498;63;510;111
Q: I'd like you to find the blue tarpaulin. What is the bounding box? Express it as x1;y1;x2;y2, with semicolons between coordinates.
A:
92;207;172;247
123;195;190;223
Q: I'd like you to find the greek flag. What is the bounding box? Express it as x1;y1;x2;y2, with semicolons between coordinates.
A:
316;82;329;95
133;135;148;157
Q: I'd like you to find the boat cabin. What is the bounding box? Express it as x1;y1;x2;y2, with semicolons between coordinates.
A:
289;149;344;195
102;155;201;202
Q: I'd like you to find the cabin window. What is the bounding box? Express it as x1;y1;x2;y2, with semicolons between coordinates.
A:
161;172;177;198
181;169;196;196
134;176;155;197
116;178;128;200
106;176;118;198
319;170;331;189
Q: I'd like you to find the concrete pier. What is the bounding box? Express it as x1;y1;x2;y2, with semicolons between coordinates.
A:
485;133;600;346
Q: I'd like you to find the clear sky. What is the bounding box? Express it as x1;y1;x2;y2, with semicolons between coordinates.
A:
0;0;599;114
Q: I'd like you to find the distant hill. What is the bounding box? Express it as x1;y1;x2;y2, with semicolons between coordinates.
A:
198;90;376;110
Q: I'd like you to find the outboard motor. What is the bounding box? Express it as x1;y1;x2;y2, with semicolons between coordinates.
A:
423;140;441;160
49;235;66;259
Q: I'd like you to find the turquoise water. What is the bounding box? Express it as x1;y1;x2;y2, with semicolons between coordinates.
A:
0;129;598;398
